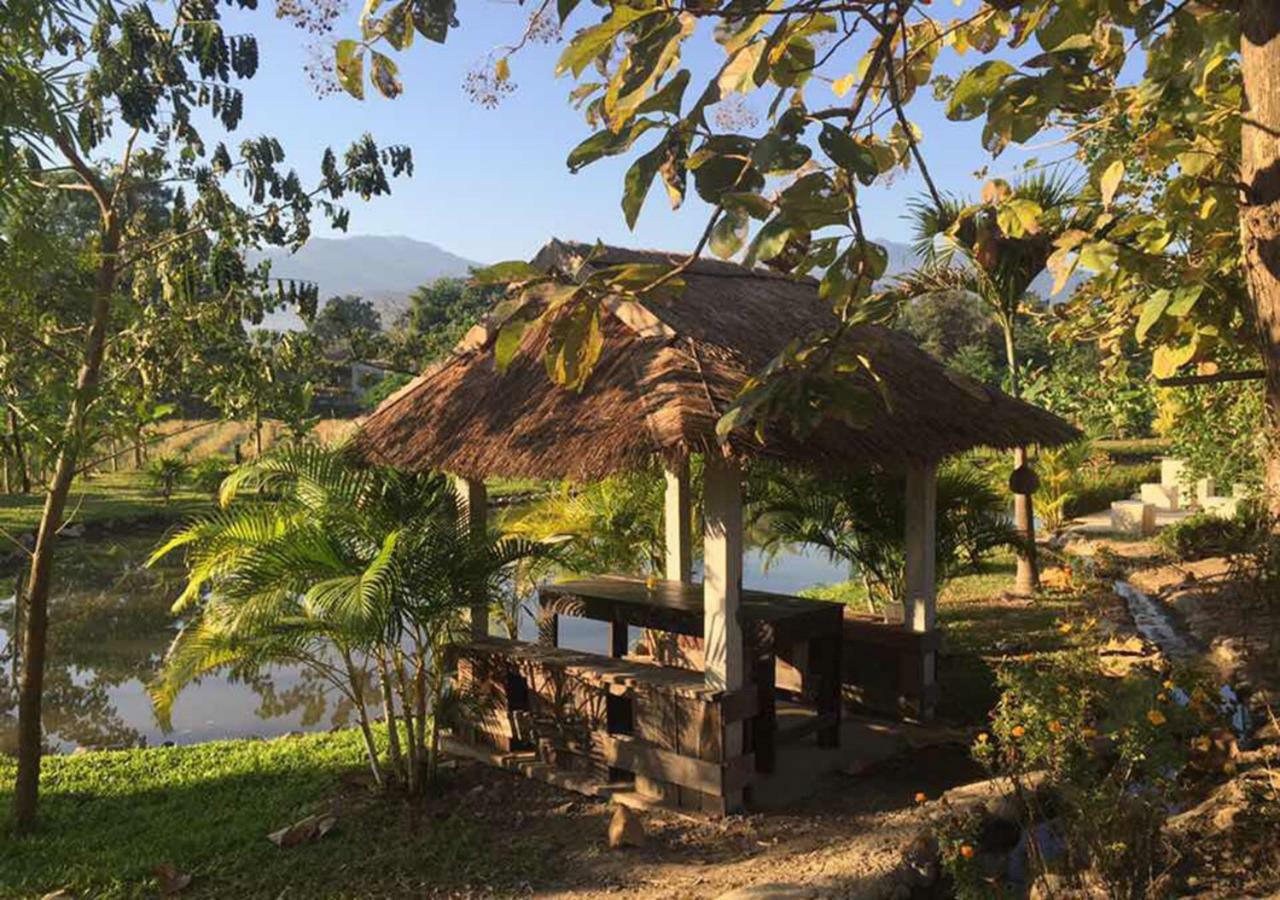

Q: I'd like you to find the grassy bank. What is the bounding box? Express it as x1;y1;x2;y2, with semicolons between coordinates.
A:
0;730;563;899
0;471;211;538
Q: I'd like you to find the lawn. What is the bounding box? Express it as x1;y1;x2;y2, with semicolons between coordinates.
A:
0;731;563;899
0;471;212;538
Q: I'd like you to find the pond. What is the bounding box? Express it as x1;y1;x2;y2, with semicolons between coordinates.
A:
0;528;847;755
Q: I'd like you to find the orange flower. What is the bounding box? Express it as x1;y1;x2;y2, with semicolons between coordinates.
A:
1147;709;1167;726
960;845;975;859
1048;720;1063;734
914;792;927;803
1011;725;1026;738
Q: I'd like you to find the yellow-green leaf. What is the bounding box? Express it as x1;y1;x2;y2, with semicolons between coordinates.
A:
1099;159;1124;207
335;40;365;100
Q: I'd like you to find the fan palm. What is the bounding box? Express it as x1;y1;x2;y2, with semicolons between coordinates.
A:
149;445;545;793
751;463;1019;614
901;171;1087;594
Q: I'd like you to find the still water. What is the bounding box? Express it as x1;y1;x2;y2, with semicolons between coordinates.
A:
0;529;846;755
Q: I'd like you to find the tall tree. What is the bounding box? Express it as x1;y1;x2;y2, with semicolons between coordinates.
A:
349;1;1280;517
2;0;410;830
895;173;1090;593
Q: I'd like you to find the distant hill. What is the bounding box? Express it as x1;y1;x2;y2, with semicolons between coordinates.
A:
250;235;482;330
248;233;1080;333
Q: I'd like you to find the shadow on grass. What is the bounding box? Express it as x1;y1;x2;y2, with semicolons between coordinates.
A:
0;734;567;900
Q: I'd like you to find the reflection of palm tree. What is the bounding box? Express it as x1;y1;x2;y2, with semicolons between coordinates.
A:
903;173;1086;594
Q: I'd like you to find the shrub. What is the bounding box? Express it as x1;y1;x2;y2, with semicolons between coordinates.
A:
1158;510;1249;561
188;457;233;499
950;620;1226;899
145;455;189;503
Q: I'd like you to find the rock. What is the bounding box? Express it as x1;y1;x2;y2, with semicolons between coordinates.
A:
606;804;644;849
713;885;816;900
266;812;337;848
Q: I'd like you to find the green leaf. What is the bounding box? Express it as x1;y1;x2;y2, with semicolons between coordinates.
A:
557;0;582;24
370;51;402;99
818;125;878;185
722;191;773;219
1135;289;1170;342
947;60;1015;121
744;217;790;267
557;8;651;78
546;305;603;391
1166;285;1204;318
1036;0;1094;53
566;119;656;172
718;42;765;94
472;260;542;284
997;198;1042;237
752;132;811;175
634;69;690;117
494;316;532;372
709;208;749;260
621;142;664;230
335;40;365;100
1078;241;1118;273
1098;159;1124;207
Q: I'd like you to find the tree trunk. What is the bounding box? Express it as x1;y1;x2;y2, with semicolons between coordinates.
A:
1002;322;1040;594
12;220;119;832
1242;0;1280;518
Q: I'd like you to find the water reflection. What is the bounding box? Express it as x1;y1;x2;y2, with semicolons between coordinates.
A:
0;533;349;755
0;532;845;755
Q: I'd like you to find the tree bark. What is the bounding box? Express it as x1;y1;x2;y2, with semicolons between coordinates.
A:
1002;323;1040;594
1241;0;1280;518
12;218;119;832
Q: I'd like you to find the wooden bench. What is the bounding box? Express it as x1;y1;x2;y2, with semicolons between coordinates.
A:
452;636;758;815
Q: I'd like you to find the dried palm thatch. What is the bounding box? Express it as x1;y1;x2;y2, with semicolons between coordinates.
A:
357;240;1079;481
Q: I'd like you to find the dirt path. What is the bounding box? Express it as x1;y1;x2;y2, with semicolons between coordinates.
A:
423;744;981;900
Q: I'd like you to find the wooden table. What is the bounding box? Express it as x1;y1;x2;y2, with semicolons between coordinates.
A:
538;576;843;771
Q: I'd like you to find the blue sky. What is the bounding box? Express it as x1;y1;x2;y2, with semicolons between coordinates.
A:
221;3;1050;264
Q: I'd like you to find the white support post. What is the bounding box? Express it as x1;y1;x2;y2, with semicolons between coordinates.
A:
903;461;938;718
702;453;746;812
454;475;489;639
702;455;745;693
664;460;693;583
903;461;938;633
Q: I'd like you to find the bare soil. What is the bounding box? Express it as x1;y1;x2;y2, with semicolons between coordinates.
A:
346;744;983;900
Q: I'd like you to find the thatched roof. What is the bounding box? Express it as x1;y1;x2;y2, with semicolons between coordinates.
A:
358;240;1079;481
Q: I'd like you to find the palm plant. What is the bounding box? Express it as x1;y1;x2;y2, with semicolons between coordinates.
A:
148;445;543;793
901;171;1088;594
750;463;1019;614
146;455;189;503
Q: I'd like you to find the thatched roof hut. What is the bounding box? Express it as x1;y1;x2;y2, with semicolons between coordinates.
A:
358;239;1078;481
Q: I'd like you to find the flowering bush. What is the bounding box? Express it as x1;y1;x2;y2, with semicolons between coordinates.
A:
941;619;1227;898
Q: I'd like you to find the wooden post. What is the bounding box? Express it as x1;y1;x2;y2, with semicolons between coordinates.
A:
903;461;937;719
454;475;489;640
664;460;692;583
703;454;745;811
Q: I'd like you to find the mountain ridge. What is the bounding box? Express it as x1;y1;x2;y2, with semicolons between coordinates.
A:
250;234;1080;332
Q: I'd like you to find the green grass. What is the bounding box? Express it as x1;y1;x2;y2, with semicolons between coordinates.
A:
0;731;558;899
0;471;212;538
